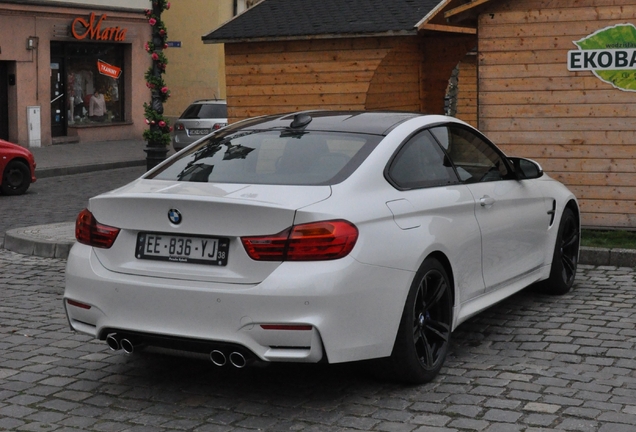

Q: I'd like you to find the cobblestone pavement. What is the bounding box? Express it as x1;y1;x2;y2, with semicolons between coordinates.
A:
2;167;636;431
0;166;146;246
1;245;635;431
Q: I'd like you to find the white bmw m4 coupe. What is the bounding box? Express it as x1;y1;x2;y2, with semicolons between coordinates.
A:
64;111;580;383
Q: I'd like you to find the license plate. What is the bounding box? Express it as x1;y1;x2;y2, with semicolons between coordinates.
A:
136;233;229;266
188;128;210;136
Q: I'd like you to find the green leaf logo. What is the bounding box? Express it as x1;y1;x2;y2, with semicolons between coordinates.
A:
572;24;636;91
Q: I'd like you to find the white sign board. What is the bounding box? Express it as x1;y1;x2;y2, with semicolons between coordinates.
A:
567;23;636;92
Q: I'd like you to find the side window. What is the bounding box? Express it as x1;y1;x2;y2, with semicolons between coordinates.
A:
388;130;458;189
430;126;510;183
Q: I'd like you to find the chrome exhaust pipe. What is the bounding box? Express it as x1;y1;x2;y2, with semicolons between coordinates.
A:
120;338;135;355
229;351;247;368
106;334;121;351
210;350;227;366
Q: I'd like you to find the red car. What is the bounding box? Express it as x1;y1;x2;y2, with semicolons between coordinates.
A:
0;139;37;195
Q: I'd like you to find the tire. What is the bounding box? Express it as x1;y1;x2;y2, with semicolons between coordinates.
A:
541;207;579;295
390;258;453;384
1;160;31;195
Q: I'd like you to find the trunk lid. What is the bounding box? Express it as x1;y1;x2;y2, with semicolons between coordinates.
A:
89;179;331;284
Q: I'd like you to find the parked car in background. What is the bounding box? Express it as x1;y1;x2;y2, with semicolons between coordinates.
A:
65;111;580;384
172;99;228;151
0;139;36;195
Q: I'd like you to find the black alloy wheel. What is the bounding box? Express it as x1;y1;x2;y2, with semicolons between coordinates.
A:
1;160;31;195
541;207;579;295
391;258;453;384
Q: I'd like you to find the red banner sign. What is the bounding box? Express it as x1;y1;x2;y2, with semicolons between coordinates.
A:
97;60;122;79
72;13;127;42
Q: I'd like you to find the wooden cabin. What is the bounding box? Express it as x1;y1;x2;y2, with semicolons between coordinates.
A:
203;0;477;123
204;0;636;229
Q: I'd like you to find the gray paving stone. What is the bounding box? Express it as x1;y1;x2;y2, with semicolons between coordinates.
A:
2;200;636;432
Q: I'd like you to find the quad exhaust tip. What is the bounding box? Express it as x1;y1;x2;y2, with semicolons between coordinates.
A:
229;352;247;368
210;350;227;366
106;334;120;351
120;338;135;355
105;334;138;355
106;335;250;367
210;350;248;368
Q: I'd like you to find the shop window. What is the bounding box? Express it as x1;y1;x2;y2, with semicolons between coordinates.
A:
65;43;125;126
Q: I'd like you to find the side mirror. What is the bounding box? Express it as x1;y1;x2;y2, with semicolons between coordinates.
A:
509;157;544;180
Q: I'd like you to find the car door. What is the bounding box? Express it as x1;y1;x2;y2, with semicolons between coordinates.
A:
430;125;551;292
385;129;485;303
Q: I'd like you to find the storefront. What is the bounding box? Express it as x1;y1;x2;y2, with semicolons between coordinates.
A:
0;1;150;147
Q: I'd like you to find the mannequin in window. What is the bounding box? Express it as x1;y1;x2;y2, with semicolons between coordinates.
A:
89;88;106;122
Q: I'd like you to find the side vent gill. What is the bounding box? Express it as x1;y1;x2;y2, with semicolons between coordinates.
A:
548;200;557;226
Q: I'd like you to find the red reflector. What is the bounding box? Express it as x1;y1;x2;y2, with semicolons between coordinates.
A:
241;220;358;261
260;325;312;331
75;208;120;249
67;299;91;310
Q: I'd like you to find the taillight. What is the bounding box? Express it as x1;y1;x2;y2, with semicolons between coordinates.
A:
75;208;120;249
174;123;185;131
242;220;358;261
213;122;228;130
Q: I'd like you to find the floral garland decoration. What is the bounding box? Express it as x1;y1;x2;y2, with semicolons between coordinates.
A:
142;0;172;147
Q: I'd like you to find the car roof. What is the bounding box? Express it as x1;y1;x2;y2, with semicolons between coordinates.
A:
191;99;226;105
235;110;424;136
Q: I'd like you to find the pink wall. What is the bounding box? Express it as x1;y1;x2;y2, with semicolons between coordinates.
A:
0;3;151;147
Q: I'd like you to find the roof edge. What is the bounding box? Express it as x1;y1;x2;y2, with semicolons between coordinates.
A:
203;30;419;44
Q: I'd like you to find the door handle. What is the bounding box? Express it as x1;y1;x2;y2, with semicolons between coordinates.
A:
480;196;495;207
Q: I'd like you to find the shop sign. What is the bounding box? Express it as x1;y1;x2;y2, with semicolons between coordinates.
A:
568;23;636;92
72;13;127;42
97;60;122;79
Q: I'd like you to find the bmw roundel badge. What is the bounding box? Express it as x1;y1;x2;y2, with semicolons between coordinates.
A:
168;208;182;225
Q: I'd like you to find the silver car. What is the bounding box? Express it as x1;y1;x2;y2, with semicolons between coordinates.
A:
172;100;228;151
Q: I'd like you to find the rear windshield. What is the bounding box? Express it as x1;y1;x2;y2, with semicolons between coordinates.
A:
180;103;227;119
147;130;382;185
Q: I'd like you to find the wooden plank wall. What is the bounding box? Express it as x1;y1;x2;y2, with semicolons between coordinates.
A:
365;38;421;111
224;37;421;122
479;0;636;228
421;34;478;116
456;54;478;127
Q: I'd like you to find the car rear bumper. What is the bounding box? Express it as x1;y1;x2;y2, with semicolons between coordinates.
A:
64;243;414;364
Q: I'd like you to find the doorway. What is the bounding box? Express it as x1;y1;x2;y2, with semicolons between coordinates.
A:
0;61;9;140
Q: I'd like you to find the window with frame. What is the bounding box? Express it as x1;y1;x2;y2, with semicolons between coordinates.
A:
387;130;458;189
430;125;510;183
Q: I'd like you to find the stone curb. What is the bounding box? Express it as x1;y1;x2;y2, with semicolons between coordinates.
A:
2;224;636;268
3;223;75;259
579;245;636;268
35;159;145;179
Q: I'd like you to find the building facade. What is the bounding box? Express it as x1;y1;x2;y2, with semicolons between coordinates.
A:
0;0;151;147
204;0;636;229
161;0;233;121
161;0;263;121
